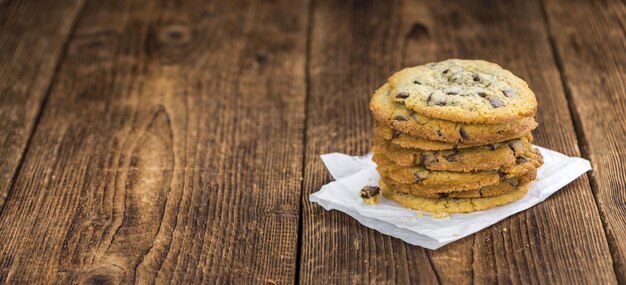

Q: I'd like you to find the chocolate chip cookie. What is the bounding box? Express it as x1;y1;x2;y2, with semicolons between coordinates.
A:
385;168;536;198
373;135;534;172
373;149;542;193
370;84;538;144
386;59;537;124
380;180;531;214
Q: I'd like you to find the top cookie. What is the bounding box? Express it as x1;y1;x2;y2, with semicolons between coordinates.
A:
387;59;537;123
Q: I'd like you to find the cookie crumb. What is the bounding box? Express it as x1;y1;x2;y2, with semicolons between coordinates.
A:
360;186;381;205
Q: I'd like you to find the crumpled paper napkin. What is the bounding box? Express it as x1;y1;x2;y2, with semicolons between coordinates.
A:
309;146;591;249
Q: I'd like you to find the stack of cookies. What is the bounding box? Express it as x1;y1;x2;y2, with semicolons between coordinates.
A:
369;59;543;214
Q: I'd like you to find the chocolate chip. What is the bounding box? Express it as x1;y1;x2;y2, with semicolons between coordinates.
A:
393;115;407;121
473;74;480;82
421;153;438;166
395;92;409;99
502;88;516;97
413;80;422;85
508;139;524;155
443;150;460;162
488;97;505;108
360;186;380;198
427;91;447;106
483;144;496;151
410;112;421;123
443;69;449;74
497;170;506;180
508;178;520;187
414;170;430;182
478;92;487;98
459;127;470;141
392;130;401;138
516;156;528;164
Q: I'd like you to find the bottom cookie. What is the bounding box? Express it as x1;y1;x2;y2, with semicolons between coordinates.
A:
380;180;531;214
382;168;537;198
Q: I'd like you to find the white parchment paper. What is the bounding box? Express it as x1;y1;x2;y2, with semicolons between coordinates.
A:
309;146;591;250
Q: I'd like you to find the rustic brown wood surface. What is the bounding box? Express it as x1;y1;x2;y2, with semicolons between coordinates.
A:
0;0;623;284
0;0;307;283
0;0;84;209
543;0;626;282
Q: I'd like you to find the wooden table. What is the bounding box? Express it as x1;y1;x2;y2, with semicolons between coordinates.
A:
0;0;624;284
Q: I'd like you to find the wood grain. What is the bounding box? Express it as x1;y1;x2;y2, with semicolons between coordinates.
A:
542;0;626;282
0;0;84;209
300;0;617;283
0;0;308;283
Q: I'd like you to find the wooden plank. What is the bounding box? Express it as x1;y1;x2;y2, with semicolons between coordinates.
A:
0;0;84;208
0;0;308;283
300;0;617;283
542;0;626;281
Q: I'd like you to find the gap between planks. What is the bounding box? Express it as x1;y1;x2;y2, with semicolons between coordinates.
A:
0;0;87;215
295;0;316;284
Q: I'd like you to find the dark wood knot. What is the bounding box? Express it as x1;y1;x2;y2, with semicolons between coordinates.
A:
83;274;116;285
79;265;124;285
157;24;192;46
406;22;429;40
255;51;267;64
